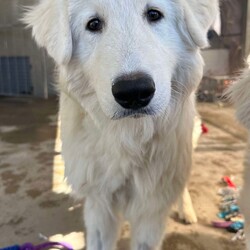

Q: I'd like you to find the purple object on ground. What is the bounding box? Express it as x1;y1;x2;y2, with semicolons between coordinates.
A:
1;242;73;250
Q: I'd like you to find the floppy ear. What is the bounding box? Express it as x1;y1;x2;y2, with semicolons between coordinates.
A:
23;0;72;65
182;0;219;48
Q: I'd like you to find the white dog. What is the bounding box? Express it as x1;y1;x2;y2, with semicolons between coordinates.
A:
229;70;250;250
24;0;218;249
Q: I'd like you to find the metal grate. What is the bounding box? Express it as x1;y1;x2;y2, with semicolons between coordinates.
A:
0;56;33;96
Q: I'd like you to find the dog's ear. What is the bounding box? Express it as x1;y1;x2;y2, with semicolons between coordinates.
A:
182;0;219;48
23;0;72;65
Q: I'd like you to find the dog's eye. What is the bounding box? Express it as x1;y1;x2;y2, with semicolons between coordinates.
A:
147;9;164;22
86;18;103;32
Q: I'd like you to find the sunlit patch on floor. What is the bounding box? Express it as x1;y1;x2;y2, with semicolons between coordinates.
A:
52;117;71;194
49;232;85;250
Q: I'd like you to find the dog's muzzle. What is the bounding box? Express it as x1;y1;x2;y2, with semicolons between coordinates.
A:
112;73;155;110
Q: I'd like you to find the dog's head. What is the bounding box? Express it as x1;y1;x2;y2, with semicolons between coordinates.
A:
24;0;218;120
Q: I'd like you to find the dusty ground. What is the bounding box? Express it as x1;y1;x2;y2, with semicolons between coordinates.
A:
0;98;248;250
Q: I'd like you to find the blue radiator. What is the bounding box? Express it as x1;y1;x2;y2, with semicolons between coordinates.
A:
0;56;33;96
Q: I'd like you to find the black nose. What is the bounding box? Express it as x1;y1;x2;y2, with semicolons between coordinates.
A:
112;73;155;110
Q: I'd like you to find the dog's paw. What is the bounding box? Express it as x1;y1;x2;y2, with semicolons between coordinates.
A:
178;210;198;224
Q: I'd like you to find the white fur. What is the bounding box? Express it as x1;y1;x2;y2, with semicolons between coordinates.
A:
177;116;202;224
229;70;250;250
178;186;197;224
24;0;218;249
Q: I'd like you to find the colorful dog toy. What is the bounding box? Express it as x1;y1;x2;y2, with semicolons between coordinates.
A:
212;176;245;241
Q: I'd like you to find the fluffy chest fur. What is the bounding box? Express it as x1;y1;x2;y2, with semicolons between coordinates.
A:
60;92;195;211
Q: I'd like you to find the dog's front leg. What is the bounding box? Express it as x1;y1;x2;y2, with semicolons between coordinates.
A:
84;196;121;250
177;186;197;224
130;207;167;250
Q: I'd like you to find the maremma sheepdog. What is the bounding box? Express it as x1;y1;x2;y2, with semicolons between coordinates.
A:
24;0;218;249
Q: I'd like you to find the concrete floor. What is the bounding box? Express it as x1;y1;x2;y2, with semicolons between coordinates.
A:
0;98;248;250
0;97;84;249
